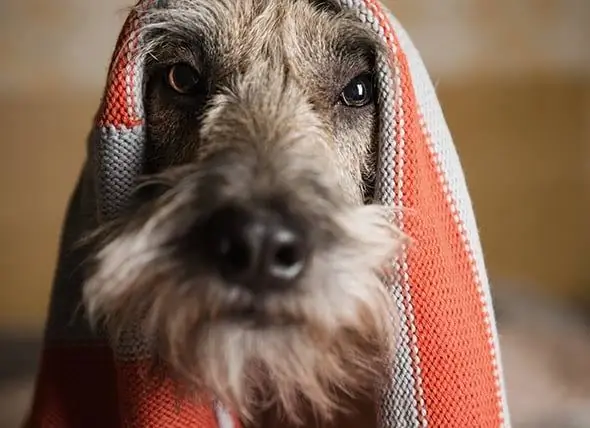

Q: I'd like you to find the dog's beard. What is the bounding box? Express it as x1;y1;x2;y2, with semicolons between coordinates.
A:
83;167;402;423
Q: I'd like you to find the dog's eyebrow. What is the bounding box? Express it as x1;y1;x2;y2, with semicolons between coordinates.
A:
329;17;384;75
321;1;384;63
138;1;221;63
308;0;383;55
308;0;344;14
335;31;380;63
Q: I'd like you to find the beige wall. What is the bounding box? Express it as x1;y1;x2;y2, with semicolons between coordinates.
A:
1;0;589;329
395;0;590;77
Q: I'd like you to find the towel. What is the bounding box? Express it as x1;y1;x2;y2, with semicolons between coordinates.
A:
25;0;511;427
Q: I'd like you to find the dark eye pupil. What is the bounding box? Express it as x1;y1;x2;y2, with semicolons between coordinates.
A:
346;83;366;101
168;64;200;94
341;74;373;107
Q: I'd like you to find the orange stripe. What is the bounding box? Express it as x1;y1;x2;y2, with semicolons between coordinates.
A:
116;359;221;428
97;9;143;128
25;345;121;428
393;35;503;427
28;345;238;427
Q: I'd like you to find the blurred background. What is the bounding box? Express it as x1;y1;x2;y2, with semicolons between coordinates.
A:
0;0;589;426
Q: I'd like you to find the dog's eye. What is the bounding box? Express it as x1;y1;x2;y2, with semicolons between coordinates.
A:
340;73;374;108
167;63;201;94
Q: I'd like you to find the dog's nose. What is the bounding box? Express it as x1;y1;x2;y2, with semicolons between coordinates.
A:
202;205;308;291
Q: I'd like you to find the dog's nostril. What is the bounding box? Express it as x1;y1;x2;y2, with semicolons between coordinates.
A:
204;205;261;279
218;233;252;273
267;229;306;280
202;205;308;291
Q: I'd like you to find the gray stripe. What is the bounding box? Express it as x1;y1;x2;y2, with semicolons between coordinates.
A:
337;2;424;427
382;266;422;428
94;124;146;222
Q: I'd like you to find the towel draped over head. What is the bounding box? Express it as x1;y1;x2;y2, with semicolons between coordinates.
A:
25;1;511;427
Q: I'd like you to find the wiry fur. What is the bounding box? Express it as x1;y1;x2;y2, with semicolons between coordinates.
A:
83;0;403;425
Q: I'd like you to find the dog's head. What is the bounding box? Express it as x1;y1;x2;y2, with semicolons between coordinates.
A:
84;0;402;422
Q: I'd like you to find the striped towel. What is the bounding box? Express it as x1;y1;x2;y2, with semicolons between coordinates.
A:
25;0;511;427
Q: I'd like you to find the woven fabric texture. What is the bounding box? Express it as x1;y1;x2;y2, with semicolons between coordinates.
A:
25;0;510;427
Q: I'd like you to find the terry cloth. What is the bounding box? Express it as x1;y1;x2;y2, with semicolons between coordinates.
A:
25;0;511;427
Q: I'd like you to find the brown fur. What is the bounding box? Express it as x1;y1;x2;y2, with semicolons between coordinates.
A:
83;1;403;426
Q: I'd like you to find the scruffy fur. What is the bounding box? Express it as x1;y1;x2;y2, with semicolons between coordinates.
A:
83;0;402;426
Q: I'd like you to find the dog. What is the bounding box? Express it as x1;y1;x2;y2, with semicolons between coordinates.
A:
82;0;403;426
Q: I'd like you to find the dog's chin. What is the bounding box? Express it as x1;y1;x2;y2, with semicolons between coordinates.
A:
154;311;392;425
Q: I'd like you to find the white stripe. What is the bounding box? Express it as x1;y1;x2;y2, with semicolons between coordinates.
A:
214;401;235;428
392;43;429;428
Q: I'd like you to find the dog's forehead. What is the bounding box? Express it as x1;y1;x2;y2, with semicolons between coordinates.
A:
162;0;342;33
152;0;376;70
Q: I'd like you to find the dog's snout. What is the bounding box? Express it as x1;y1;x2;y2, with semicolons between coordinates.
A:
202;204;308;291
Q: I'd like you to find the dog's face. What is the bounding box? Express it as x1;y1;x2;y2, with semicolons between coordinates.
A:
84;0;401;423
